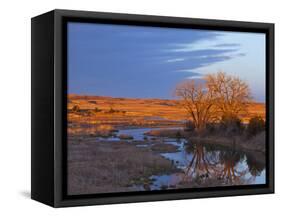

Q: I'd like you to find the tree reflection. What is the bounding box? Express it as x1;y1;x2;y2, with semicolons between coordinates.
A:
183;143;217;181
182;143;263;186
246;152;265;177
217;149;246;184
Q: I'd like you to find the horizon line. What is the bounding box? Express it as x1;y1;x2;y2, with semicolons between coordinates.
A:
68;93;265;104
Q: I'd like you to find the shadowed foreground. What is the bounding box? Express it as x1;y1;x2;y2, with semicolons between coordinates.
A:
68;135;178;194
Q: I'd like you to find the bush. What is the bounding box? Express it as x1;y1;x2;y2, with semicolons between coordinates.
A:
118;134;134;140
176;131;181;138
93;107;102;113
206;123;217;134
88;100;97;104
185;120;195;131
247;116;265;136
219;114;243;135
72;105;80;112
108;108;115;113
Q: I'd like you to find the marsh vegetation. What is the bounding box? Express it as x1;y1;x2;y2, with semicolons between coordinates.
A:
68;72;266;195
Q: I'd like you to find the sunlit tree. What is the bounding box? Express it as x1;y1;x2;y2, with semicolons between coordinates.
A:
175;80;216;132
205;71;252;117
175;72;252;131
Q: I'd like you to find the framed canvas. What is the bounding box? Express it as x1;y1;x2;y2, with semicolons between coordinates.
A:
31;9;274;207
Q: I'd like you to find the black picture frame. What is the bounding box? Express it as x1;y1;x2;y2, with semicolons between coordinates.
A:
31;9;274;207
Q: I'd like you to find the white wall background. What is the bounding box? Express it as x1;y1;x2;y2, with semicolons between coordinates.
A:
0;0;279;215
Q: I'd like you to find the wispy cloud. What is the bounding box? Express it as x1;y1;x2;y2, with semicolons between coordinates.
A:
165;58;185;63
214;43;240;47
68;23;263;100
159;33;245;78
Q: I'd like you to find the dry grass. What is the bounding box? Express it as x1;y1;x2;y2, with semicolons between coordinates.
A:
118;134;134;140
145;129;187;138
67;136;178;195
68;94;265;129
150;143;179;153
68;124;116;137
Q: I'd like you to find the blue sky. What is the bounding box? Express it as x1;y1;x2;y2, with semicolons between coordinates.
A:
68;22;265;102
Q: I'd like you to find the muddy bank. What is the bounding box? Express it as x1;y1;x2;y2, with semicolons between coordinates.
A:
188;132;265;153
68;126;266;194
144;128;189;138
145;128;265;153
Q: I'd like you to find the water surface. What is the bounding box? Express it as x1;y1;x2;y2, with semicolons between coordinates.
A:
99;127;266;190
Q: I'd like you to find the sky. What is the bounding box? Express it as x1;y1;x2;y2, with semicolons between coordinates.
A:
68;22;266;102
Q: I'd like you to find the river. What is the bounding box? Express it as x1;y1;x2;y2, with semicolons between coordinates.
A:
98;127;266;190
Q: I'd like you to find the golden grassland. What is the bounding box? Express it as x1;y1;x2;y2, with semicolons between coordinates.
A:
68;94;265;129
67;94;266;194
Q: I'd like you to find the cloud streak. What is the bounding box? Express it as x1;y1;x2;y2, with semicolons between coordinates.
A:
67;22;264;101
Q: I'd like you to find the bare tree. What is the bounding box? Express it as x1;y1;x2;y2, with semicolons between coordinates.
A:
175;80;216;132
175;72;252;132
205;72;252;117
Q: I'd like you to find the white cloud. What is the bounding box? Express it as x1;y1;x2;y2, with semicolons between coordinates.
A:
165;58;185;63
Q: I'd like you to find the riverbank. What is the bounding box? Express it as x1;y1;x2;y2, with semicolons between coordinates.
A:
67;135;180;195
68;125;266;194
66;94;266;194
145;128;265;153
188;133;265;153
